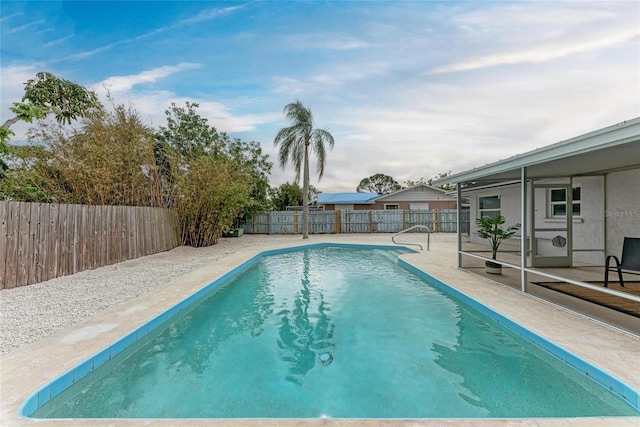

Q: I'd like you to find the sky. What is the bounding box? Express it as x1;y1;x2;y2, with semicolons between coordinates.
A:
1;1;638;193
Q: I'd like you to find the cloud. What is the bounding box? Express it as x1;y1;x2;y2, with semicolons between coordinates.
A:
0;65;39;141
6;19;45;34
90;62;281;135
109;89;281;135
455;4;616;29
270;61;390;96
94;63;203;92
61;42;119;62
287;34;371;50
44;35;73;48
430;27;640;74
0;12;22;22
55;5;245;63
179;5;245;25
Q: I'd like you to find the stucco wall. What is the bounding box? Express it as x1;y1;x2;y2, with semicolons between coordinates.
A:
469;185;522;249
605;168;640;258
468;175;611;264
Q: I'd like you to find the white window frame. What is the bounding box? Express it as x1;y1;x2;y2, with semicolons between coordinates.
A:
478;195;501;218
549;187;581;218
384;203;399;210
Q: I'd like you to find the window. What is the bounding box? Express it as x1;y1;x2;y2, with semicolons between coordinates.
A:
478;195;500;218
384;204;399;210
550;187;581;217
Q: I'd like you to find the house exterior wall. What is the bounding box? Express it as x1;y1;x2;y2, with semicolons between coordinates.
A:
468;174;617;264
469;186;522;250
370;200;457;210
318;201;456;210
371;185;457;211
377;186;455;202
318;186;457;211
605;168;640;258
531;177;605;264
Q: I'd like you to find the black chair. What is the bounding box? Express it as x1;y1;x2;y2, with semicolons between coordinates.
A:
604;237;640;287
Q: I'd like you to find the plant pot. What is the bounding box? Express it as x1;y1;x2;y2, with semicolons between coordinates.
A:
485;260;502;275
223;228;243;238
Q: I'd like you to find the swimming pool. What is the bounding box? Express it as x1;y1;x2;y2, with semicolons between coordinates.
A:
22;244;639;418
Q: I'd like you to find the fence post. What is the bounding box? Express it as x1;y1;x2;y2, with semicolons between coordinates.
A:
434;209;439;232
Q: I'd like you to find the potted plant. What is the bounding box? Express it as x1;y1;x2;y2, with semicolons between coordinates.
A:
475;215;520;274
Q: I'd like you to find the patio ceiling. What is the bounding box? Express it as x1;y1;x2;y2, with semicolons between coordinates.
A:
435;117;640;184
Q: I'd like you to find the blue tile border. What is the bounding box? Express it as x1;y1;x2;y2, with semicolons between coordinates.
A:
398;258;640;413
19;243;638;418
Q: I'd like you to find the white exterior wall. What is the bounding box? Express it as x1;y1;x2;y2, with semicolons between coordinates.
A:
469;185;522;250
574;176;605;264
469;175;611;264
531;177;605;264
605;168;640;258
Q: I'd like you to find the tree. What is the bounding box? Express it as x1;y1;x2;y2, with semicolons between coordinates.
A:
269;182;303;211
274;100;334;239
223;136;272;217
158;101;273;245
1;72;101;176
404;177;428;187
356;173;401;194
428;170;455;191
2;104;162;206
156;102;221;159
176;154;253;246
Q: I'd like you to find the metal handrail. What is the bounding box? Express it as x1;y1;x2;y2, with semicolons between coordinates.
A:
392;225;430;251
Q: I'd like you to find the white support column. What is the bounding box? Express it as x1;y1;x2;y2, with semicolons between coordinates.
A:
521;167;528;292
457;182;462;268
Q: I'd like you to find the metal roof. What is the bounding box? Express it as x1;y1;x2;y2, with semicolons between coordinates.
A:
375;184;452;200
434;117;640;185
317;192;379;204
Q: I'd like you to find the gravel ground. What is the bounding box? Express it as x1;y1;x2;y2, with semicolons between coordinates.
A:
0;237;247;355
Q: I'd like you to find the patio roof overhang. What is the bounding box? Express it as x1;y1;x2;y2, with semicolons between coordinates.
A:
436;117;640;317
434;117;640;184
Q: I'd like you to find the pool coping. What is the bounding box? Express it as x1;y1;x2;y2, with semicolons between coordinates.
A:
1;236;639;427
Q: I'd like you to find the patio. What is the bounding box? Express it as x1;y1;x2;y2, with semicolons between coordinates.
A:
459;240;640;334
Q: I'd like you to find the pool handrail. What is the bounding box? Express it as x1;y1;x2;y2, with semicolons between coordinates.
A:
392;225;430;251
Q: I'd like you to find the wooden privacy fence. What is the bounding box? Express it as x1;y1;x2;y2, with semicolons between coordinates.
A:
1;202;180;289
240;209;470;235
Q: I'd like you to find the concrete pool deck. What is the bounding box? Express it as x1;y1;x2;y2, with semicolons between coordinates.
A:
1;233;639;426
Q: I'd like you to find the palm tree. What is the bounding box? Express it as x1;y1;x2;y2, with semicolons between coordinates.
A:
274;100;334;239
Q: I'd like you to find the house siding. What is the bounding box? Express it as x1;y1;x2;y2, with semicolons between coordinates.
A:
371;200;456;210
377;185;455;202
318;186;457;211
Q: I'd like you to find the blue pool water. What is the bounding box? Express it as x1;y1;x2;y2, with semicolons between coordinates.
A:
28;245;638;418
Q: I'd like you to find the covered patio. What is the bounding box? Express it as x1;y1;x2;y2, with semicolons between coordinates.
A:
435;117;640;334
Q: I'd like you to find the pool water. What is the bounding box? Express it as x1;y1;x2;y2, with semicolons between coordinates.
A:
33;246;637;418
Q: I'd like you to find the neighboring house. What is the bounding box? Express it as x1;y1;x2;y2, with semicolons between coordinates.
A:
318;185;457;211
433;117;640;290
316;192;379;211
